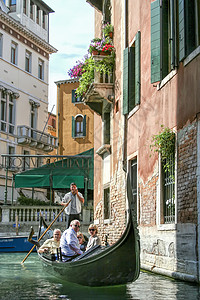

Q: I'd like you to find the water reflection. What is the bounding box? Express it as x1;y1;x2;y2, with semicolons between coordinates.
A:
0;253;199;300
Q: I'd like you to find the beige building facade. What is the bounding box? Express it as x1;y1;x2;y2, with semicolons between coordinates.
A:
0;0;57;204
55;78;94;156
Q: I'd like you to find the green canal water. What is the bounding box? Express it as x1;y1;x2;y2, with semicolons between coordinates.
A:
0;253;199;300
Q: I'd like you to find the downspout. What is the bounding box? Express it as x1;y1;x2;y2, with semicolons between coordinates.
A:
57;84;60;155
122;0;128;172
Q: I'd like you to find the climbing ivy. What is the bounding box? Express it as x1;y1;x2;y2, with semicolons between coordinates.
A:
150;125;175;174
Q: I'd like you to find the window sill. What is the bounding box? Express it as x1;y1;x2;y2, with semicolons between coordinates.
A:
74;102;83;105
73;135;86;139
157;69;178;90
157;223;177;231
127;104;140;119
184;46;200;67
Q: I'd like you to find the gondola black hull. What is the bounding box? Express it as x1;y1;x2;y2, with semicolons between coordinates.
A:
38;217;140;286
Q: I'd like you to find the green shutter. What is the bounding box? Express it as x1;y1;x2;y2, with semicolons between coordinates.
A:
170;0;175;69
72;89;76;103
135;31;141;106
72;116;75;138
162;0;169;78
83;115;86;137
179;0;185;61
123;47;129;115
128;47;135;111
151;0;161;83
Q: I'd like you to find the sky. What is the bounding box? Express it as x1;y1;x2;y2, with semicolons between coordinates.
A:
44;0;94;114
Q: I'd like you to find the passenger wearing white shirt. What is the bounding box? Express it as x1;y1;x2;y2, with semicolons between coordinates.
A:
60;219;83;261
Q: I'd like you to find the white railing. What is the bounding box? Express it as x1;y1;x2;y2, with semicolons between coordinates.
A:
17;125;58;151
1;206;67;224
0;205;92;225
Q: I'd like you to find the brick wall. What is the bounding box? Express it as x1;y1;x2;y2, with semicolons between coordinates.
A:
94;170;126;245
177;120;197;224
139;174;158;226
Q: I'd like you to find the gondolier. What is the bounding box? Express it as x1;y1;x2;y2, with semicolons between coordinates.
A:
61;182;84;228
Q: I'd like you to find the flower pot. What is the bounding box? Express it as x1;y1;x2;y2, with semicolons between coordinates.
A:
92;50;99;56
99;51;109;56
108;32;113;38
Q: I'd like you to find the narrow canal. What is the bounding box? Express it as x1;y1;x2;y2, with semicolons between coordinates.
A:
0;253;199;300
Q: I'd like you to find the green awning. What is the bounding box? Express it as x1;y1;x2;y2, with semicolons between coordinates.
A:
15;175;50;188
52;176;84;189
14;148;94;189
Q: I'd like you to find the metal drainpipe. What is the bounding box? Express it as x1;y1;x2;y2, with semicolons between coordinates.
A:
57;84;60;155
122;0;128;173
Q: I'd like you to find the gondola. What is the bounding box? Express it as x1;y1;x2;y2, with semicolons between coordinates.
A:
38;175;140;286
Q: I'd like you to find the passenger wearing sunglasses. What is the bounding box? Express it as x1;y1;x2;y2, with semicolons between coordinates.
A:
60;219;83;261
86;224;101;251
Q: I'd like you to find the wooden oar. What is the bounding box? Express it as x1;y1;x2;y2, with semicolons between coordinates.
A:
21;200;71;264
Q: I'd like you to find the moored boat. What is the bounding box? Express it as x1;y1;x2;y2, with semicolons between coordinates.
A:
38;175;140;286
0;235;37;252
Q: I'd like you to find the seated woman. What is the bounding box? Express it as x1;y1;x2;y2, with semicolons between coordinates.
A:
77;232;87;252
85;224;101;251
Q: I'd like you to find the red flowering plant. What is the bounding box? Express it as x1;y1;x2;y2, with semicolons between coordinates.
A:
102;43;114;53
68;60;86;78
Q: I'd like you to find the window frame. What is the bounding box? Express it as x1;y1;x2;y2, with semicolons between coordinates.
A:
0;91;15;135
72;115;86;138
103;183;110;221
38;58;44;80
11;41;18;65
25;50;32;73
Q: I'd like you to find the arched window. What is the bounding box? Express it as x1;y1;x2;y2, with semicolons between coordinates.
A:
72;115;86;138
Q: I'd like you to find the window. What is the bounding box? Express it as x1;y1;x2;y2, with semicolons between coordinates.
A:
103;0;111;24
161;154;175;224
52;118;56;129
151;0;177;83
103;112;110;144
30;1;34;19
130;158;137;206
23;0;27;14
9;0;16;12
123;31;141;115
0;34;2;57
11;42;18;65
0;91;15;134
72;89;82;103
25;50;32;73
42;12;47;29
179;0;200;60
72;115;86;138
104;185;110;219
36;6;40;24
38;59;44;80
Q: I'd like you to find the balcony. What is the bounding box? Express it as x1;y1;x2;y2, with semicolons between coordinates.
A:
17;126;58;152
83;55;114;116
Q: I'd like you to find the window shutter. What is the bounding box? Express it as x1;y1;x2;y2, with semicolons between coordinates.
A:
135;31;141;106
151;0;161;83
178;0;185;61
161;0;169;78
128;47;135;112
123;47;129;115
72;90;76;103
170;0;176;69
72;116;75;138
83;115;86;137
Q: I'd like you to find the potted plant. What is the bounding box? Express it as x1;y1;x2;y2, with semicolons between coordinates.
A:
88;38;103;55
68;60;86;78
102;23;114;39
